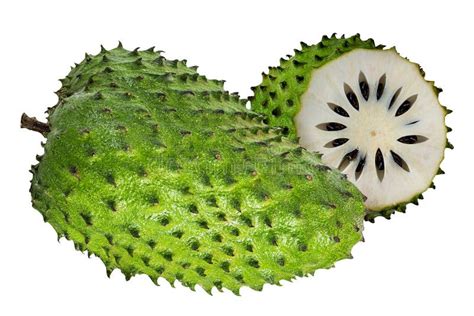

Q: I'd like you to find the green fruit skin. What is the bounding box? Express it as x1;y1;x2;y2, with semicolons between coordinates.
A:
250;34;450;221
29;45;365;294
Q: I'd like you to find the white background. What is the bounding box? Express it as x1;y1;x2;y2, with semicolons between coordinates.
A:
1;0;472;315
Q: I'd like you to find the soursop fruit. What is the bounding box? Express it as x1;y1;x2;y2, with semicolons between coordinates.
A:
22;43;366;294
250;34;451;221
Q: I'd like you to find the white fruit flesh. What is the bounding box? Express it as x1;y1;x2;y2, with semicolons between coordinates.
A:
296;49;446;210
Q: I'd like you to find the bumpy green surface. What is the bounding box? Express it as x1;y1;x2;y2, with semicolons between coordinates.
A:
250;34;451;221
29;44;366;294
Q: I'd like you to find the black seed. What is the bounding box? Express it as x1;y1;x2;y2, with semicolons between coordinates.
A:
390;150;410;172
296;75;305;83
406;120;420;126
346;149;359;161
375;149;385;182
325;138;349;148
286;99;294;107
396;95;417;117
280;81;288;89
338;149;359;171
398;135;418;144
375;149;384;170
327;102;350;117
355;155;366;180
335;106;350;117
389;87;402;109
359;72;369;101
346;92;359;110
334;138;349;147
344;83;359;110
318;122;346;131
376;74;386;100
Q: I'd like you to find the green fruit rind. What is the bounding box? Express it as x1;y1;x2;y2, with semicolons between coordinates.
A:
27;43;366;294
250;34;451;221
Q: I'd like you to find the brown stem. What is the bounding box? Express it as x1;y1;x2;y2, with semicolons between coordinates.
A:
21;113;50;135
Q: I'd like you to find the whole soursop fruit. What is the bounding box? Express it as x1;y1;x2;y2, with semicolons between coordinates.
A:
21;43;366;294
250;34;451;221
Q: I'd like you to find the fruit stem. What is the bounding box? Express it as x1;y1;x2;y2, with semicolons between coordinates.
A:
21;113;50;135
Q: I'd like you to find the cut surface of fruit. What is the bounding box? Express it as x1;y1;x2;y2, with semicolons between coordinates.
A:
250;34;451;219
297;48;446;211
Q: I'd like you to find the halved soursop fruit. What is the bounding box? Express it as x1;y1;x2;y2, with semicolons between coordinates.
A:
250;34;451;221
21;43;366;294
